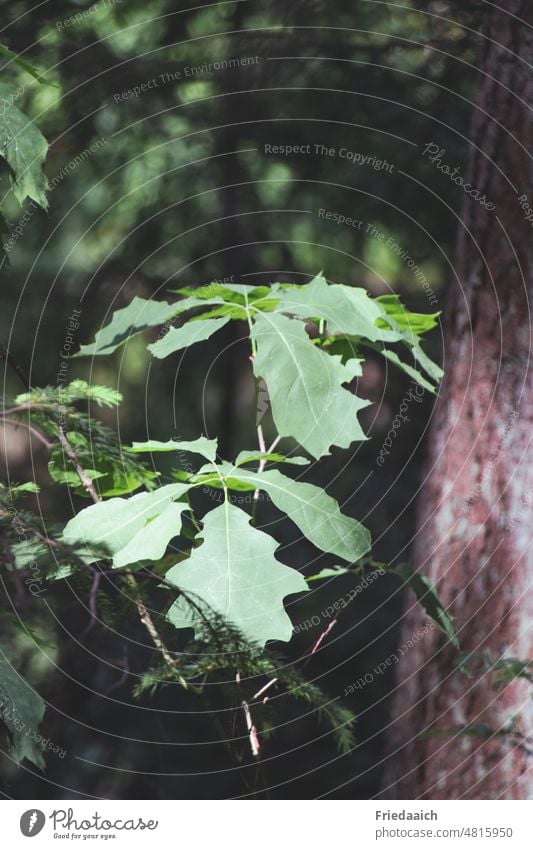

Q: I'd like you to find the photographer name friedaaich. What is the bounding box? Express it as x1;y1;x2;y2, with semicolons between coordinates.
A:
376;810;438;821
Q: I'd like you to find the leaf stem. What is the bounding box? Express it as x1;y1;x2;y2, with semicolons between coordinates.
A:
257;423;266;455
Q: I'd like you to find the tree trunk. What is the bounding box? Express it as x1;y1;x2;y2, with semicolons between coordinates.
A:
382;2;533;799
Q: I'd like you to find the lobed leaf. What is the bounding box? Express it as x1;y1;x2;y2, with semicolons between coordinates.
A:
251;311;370;458
147;316;231;359
129;436;218;463
215;464;371;563
0;82;48;209
62;483;191;568
74;297;180;358
166;502;308;647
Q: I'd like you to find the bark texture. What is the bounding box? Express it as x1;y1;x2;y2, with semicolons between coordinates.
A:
382;2;533;799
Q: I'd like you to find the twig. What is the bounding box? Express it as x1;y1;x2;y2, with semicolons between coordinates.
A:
252;677;278;701
253;433;281;501
0;415;53;449
266;434;281;455
242;699;261;757
256;423;266;455
297;568;383;669
310;618;338;655
0;509;63;552
0;290;189;694
1;403;34;416
54;420;188;688
300;617;341;673
126;573;188;690
57;427;100;502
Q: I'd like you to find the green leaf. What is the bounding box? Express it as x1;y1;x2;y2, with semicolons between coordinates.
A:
491;658;533;688
74;294;233;358
365;344;437;393
275;273;399;341
373;295;443;383
177;282;280;304
10;540;48;570
320;335;364;369
61;483;191;568
74;297;180;358
217;465;371;563
166;502;308;647
147;316;231;359
113;502;187;569
190;303;248;321
63;380;123;407
173;283;280;320
0;650;45;768
306;565;360;581
7;481;40;496
393;563;459;648
47;431;156;497
407;340;443;383
48;457;104;488
276;275;442;387
0;83;48;208
8;537;95;582
251;311;370;458
129;436;218;463
175;282;241;300
0;44;56;86
194;466;255;491
376;294;440;335
234;450;310;466
170;284;248;320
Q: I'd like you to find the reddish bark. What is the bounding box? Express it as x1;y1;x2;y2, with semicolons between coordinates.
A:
383;2;533;799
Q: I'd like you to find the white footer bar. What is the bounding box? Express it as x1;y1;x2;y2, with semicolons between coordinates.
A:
3;799;532;848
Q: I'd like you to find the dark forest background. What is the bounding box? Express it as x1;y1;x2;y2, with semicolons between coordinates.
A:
0;0;490;799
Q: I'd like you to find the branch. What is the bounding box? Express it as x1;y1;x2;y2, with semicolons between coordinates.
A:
0;415;53;450
241;699;261;757
253;433;281;501
54;413;188;687
310;618;338;656
0;226;190;698
125;573;188;690
252;677;278;701
57;427;100;502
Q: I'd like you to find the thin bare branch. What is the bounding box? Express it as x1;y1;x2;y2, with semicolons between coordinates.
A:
0;415;54;449
242;699;261;757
